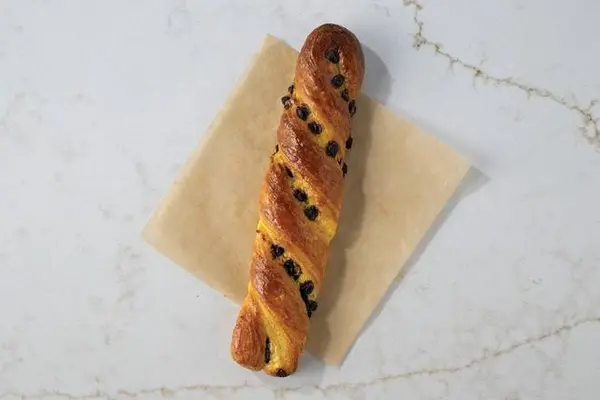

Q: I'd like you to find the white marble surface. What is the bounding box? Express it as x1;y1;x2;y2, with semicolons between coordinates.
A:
1;0;600;398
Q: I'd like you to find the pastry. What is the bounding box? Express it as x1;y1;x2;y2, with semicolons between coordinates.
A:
230;23;365;377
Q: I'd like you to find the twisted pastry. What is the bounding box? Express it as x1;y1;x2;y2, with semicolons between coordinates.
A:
230;24;365;377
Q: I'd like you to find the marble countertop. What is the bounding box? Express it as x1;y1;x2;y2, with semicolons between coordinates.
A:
1;0;600;399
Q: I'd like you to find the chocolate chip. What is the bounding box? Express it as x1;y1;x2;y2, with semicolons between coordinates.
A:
304;205;319;221
325;48;339;64
296;104;310;121
345;136;353;149
342;163;348;177
348;100;356;116
300;290;310;315
300;288;309;303
293;188;308;202
307;300;318;317
264;337;271;364
273;144;279;154
276;369;288;377
300;293;309;311
341;89;349;102
308;121;322;135
288;84;294;94
281;95;291;109
271;244;284;259
284;166;294;178
325;141;340;158
300;280;314;296
283;259;301;280
305;299;319;318
331;74;345;88
299;282;316;316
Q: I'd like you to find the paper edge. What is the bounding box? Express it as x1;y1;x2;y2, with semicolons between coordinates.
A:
142;34;281;243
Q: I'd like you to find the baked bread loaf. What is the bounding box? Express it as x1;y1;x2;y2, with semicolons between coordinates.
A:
230;23;365;377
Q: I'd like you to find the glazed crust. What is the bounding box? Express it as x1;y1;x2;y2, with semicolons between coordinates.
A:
230;23;365;377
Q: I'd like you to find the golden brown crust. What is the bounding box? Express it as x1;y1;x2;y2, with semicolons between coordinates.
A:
230;23;365;377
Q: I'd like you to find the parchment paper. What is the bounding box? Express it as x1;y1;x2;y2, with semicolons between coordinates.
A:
142;34;470;366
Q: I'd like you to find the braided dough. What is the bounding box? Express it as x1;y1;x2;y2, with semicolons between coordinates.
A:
230;24;365;377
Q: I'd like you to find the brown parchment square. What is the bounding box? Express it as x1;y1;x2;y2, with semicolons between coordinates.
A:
142;34;470;365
